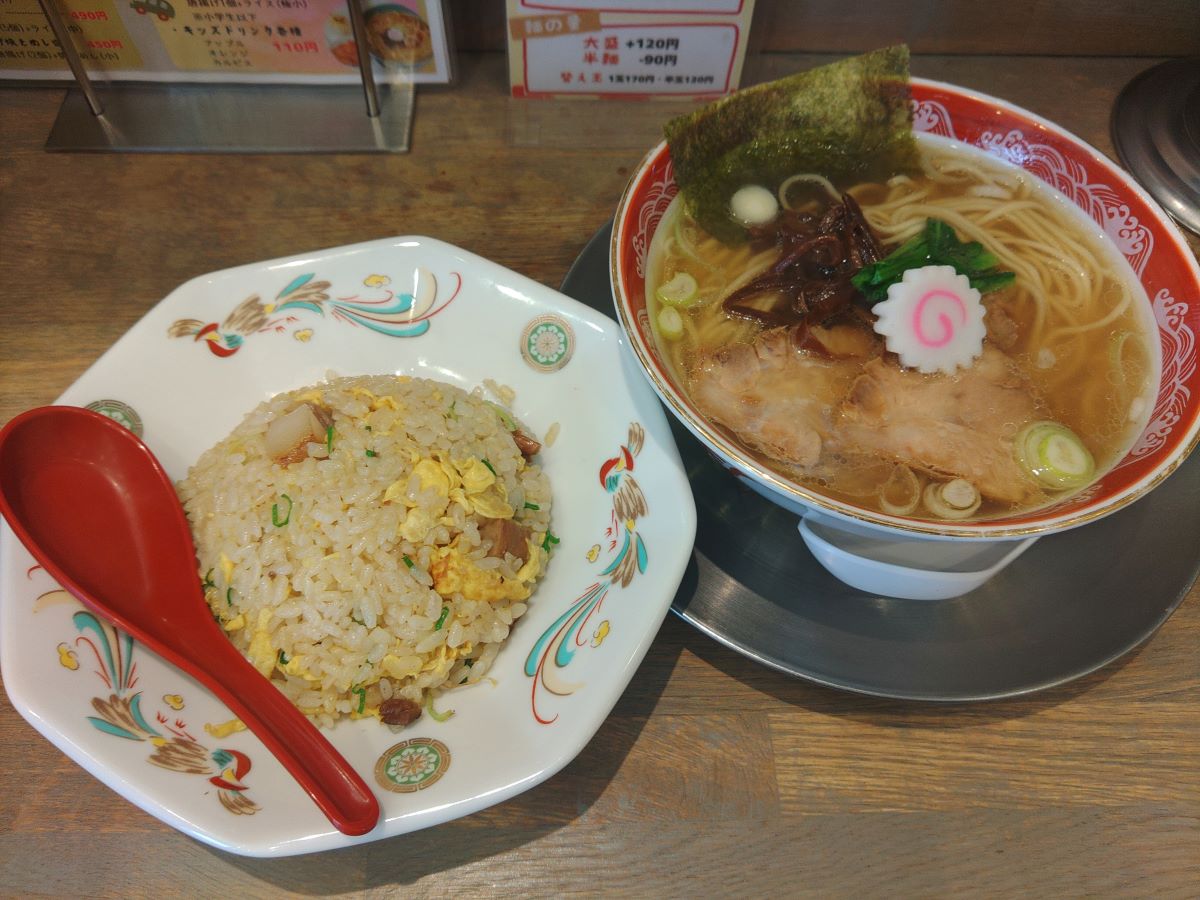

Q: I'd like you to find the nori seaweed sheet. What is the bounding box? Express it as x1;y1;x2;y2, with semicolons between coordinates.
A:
664;46;919;244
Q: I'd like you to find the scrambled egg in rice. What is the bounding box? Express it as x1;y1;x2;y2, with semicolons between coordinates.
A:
178;374;554;728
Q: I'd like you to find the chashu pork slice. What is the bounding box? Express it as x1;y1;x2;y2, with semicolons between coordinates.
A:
840;345;1043;505
689;327;862;468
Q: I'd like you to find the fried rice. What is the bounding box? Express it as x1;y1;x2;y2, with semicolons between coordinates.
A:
176;374;553;728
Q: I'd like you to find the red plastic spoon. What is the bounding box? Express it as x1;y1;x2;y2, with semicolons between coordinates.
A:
0;406;380;837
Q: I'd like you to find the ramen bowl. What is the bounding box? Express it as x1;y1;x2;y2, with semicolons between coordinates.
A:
611;78;1200;598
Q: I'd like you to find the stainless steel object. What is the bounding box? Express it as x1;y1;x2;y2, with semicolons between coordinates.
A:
45;83;413;153
36;0;103;116
346;0;380;118
1112;58;1200;235
38;0;411;152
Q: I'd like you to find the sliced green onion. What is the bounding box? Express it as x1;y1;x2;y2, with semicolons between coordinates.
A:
481;458;497;476
434;606;449;630
325;425;334;454
657;306;684;341
542;530;560;552
364;425;373;431
426;694;455;722
225;587;234;606
778;173;840;209
922;479;981;519
656;271;700;308
271;493;293;527
277;650;290;665
879;465;921;516
485;401;517;431
447;401;457;419
365;449;378;458
350;613;365;626
201;568;215;591
351;685;366;715
672;210;710;269
524;501;540;510
1015;421;1095;490
1107;331;1145;390
402;554;415;569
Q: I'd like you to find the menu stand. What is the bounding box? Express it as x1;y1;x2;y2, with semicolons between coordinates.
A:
36;0;413;153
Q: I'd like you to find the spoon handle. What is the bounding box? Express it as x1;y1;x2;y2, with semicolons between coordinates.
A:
0;406;379;837
171;635;381;836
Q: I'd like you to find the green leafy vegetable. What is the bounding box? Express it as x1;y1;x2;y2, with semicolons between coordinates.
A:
665;45;918;244
851;218;1016;301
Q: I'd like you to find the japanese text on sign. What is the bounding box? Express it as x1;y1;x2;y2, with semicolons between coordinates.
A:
506;0;754;100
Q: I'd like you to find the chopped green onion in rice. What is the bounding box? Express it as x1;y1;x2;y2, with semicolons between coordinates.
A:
177;374;553;728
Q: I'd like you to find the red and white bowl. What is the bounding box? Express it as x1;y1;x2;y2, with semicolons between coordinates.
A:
611;78;1200;541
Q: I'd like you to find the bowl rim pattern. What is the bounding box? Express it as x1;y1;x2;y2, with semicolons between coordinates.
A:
610;77;1200;539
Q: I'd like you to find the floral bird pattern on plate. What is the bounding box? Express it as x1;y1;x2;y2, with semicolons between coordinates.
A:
525;422;648;724
57;597;260;816
168;269;460;357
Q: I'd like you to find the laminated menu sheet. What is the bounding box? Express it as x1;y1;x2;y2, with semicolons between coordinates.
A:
0;0;452;82
505;0;755;99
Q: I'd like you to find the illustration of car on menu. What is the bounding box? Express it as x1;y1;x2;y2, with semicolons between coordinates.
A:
130;0;175;21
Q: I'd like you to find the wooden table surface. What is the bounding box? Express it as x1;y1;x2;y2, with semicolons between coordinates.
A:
2;52;1199;896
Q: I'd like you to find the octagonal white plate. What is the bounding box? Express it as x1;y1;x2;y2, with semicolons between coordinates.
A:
0;236;695;857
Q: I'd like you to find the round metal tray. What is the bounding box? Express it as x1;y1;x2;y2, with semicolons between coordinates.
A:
1112;58;1200;236
562;221;1200;701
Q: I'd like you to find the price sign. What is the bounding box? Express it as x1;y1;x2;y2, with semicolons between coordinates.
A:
506;0;755;100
